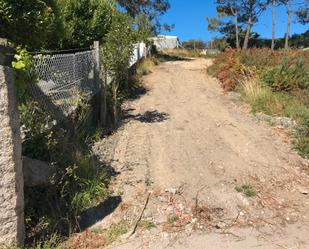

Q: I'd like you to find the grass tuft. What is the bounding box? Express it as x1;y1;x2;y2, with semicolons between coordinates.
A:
137;220;156;230
167;215;179;224
105;221;128;245
136;57;155;78
235;184;257;197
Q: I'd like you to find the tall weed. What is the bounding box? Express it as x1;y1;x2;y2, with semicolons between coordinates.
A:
214;49;309;158
261;58;309;91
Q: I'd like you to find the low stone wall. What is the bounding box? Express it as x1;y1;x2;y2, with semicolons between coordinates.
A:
0;65;24;247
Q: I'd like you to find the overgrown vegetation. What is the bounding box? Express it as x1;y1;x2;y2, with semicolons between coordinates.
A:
11;43;112;249
208;49;309;158
64;220;129;248
101;10;137;126
7;2;162;248
162;48;217;59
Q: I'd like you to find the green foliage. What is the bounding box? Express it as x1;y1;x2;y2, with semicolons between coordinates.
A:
59;0;114;48
137;220;156;230
296;0;309;25
102;11;136;82
12;47;37;103
0;0;64;49
235;184;257;197
136;57;155;78
295;116;309;158
19;101;58;160
22;96;110;244
70;176;108;214
261;58;309;92
6;1;156;246
167;215;179;224
105;221;128;244
211;49;309;158
134;13;155;42
117;0;171;33
101;11;137;125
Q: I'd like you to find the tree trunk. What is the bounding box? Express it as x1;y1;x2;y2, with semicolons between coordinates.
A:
285;0;293;50
112;80;118;127
271;0;276;51
230;6;240;50
235;10;240;50
243;15;253;50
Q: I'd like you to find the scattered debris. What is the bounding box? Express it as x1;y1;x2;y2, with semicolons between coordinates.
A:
126;192;151;238
256;113;296;129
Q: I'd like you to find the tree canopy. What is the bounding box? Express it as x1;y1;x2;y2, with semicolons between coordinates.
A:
117;0;171;33
0;0;166;50
0;0;64;49
58;0;114;48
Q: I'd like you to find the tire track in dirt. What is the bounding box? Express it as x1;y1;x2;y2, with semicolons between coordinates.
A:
93;58;309;249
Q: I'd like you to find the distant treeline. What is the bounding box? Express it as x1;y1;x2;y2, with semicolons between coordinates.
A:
228;30;309;49
182;30;309;51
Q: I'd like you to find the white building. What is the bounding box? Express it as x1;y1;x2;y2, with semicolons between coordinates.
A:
150;35;180;50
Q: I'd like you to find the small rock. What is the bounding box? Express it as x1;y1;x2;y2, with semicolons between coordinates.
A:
298;187;309;195
143;209;153;218
158;196;165;202
215;221;226;229
162;232;169;238
166;206;174;212
165;188;178;195
23;157;55;187
178;204;184;211
191;218;198;224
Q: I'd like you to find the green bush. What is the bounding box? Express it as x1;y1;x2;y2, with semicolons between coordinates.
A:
295;117;309;158
211;49;309;158
101;11;137;126
261;58;309;92
12;50;110;243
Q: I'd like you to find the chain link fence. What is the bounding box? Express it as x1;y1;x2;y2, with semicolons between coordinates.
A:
31;49;99;117
30;42;147;120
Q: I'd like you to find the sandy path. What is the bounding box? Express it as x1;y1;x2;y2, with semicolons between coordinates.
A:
93;58;309;249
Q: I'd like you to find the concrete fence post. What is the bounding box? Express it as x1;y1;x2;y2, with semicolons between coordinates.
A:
0;65;24;247
93;41;107;127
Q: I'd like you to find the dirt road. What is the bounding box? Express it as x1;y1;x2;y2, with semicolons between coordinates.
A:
93;58;309;249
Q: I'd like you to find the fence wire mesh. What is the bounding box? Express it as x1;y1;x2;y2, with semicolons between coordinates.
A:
30;42;147;120
31;49;99;118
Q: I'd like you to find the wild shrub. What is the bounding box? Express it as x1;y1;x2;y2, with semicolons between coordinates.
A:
295;116;309;158
212;49;309;158
210;49;309;92
261;58;309;92
101;11;136;126
211;49;256;90
240;79;284;115
136;57;155;77
12;48;110;244
241;79;309;120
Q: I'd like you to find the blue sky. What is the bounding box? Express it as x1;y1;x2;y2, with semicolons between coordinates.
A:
160;0;309;42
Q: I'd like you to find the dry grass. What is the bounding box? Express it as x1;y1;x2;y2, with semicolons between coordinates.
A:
240;79;283;115
163;48;205;58
240;78;265;103
137;57;155;77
